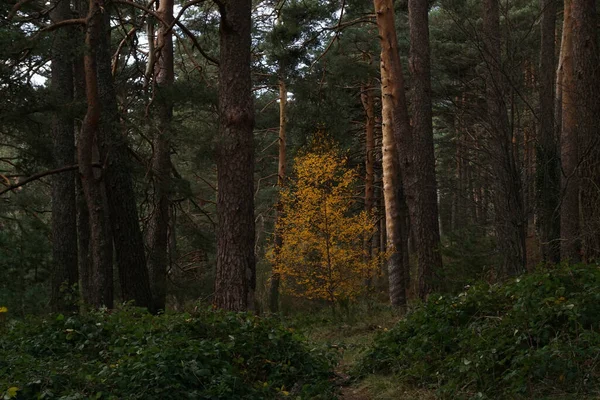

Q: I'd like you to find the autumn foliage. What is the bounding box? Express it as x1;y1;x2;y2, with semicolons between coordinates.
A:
269;140;381;304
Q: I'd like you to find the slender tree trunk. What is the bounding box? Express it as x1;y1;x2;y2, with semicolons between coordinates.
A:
93;3;155;311
78;0;114;308
482;0;527;275
269;78;286;313
50;0;79;313
374;130;386;273
362;83;376;218
559;0;581;261
374;0;410;308
146;0;175;312
536;0;560;263
572;0;600;261
408;0;443;298
362;82;376;265
214;0;256;311
72;1;92;305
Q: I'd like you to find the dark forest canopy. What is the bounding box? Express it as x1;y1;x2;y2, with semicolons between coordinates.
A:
0;0;599;315
3;0;600;399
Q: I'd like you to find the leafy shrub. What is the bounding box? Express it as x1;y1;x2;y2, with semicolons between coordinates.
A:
356;264;600;399
0;307;336;399
0;215;51;317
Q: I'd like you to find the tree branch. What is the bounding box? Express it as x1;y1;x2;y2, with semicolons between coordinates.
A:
112;0;219;65
0;164;100;196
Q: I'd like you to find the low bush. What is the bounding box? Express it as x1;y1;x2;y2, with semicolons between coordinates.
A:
356;264;600;399
0;307;336;399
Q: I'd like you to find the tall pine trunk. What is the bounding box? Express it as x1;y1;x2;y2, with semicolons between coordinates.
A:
269;78;287;313
373;0;410;309
362;82;375;253
363;84;376;216
536;0;560;263
78;0;114;308
50;0;79;312
559;0;581;261
214;0;256;311
146;0;175;312
572;0;600;261
482;0;526;275
408;0;443;298
94;3;155;311
73;0;93;306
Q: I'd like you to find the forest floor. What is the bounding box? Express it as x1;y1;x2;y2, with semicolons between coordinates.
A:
295;306;436;400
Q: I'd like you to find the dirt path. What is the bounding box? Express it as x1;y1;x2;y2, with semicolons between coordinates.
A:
335;359;371;400
340;385;371;400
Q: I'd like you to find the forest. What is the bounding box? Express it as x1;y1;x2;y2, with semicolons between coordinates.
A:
1;0;600;398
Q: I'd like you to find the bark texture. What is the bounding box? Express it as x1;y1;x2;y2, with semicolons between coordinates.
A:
374;0;410;308
78;0;114;308
94;3;155;311
362;83;376;217
482;0;527;275
50;0;79;313
214;0;256;311
269;78;286;313
536;0;560;263
408;0;443;297
572;0;600;261
559;0;581;261
146;0;175;312
73;0;93;306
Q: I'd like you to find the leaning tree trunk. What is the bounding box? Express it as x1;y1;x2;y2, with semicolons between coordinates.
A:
146;0;175;312
214;0;256;311
269;78;287;313
536;0;560;263
408;0;443;298
482;0;527;276
93;2;155;311
373;0;410;309
78;0;114;309
50;0;79;313
559;0;581;262
572;0;600;261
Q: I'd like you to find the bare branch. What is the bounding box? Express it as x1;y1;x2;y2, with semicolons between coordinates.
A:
0;164;100;196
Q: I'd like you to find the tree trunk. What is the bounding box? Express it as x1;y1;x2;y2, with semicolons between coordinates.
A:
72;1;93;306
94;3;155;311
572;0;600;261
269;78;286;313
536;0;561;263
78;0;114;309
482;0;527;275
373;0;410;309
408;0;443;298
362;83;376;218
214;0;256;311
362;82;376;265
146;0;175;312
559;0;581;261
50;0;79;313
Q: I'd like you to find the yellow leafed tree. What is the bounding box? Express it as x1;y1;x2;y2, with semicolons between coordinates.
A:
269;140;381;304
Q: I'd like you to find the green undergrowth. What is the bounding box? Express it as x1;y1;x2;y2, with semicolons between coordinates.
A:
0;307;336;399
281;304;439;399
356;264;600;399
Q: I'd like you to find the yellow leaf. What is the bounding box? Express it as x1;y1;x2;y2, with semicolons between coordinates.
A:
0;307;7;313
6;387;19;398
